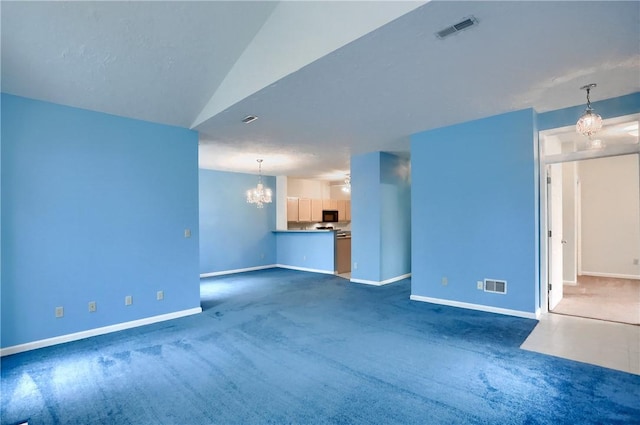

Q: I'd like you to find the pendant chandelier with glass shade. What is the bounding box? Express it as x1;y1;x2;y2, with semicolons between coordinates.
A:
246;159;272;208
576;83;603;137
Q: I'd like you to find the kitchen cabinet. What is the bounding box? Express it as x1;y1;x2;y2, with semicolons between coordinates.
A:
322;199;338;210
337;200;347;221
288;197;350;222
298;198;311;222
287;198;299;222
311;199;323;222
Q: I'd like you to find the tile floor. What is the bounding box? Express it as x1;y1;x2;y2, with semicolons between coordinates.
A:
521;313;640;375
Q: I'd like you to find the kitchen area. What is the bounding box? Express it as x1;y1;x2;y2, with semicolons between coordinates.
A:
273;177;352;276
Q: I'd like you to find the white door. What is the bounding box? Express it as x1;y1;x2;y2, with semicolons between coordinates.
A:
548;164;564;310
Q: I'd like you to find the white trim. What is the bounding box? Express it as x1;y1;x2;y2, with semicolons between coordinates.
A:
409;295;537;319
200;264;277;278
581;271;640;280
275;264;335;275
539;122;640;316
0;307;202;357
351;273;411;286
544;143;640;164
563;280;578;286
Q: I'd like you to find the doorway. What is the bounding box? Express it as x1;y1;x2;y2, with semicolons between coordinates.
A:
541;114;640;324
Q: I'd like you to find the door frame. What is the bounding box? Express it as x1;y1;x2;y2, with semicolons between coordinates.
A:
538;127;640;315
546;163;564;311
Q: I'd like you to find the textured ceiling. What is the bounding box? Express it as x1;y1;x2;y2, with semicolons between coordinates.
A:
2;1;639;181
1;1;277;127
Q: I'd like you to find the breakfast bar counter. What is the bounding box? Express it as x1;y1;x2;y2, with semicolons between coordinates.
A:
273;230;336;274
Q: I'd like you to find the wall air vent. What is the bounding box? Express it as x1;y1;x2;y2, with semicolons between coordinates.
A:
436;16;478;39
484;279;507;294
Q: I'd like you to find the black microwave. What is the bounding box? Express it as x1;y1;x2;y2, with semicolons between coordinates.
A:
322;210;339;223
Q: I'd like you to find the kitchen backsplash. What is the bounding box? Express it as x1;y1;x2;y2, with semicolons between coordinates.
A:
288;221;352;231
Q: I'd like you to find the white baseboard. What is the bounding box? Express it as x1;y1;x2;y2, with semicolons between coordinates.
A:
275;264;335;275
200;264;277;278
581;271;640;280
0;307;202;357
563;280;578;286
409;295;537;319
351;273;411;286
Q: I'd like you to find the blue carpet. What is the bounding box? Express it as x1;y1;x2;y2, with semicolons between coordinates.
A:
2;268;639;424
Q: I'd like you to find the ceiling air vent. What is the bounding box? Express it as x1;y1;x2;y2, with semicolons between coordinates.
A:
242;115;258;124
484;279;507;294
436;16;478;39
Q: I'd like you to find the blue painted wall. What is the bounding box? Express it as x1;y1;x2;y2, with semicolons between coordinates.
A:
199;169;276;274
380;153;411;281
411;109;538;313
351;153;382;282
1;94;201;348
351;152;411;283
275;232;335;272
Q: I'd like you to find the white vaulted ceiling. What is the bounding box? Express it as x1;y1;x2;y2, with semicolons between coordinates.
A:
2;1;639;181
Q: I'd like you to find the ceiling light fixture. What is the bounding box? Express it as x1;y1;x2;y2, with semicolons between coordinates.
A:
342;175;351;193
576;83;603;137
246;159;272;208
585;138;604;150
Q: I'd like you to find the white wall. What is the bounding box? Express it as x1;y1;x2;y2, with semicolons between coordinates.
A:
562;162;578;284
287;177;330;199
276;176;288;230
330;185;351;200
580;154;640;279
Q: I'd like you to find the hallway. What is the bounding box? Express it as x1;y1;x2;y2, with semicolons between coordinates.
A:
552;275;640;325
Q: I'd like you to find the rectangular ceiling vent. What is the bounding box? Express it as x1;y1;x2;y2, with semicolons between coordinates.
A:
436;16;478;39
484;279;507;294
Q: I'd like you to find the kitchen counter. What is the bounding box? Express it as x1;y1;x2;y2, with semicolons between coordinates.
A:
273;230;351;275
273;230;336;273
272;229;336;233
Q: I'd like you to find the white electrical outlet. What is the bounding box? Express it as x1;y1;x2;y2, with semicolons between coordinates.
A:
634;258;639;265
125;295;133;306
157;291;164;301
353;262;358;270
184;228;191;238
477;281;484;290
55;306;64;318
441;276;448;286
88;301;97;312
303;255;306;261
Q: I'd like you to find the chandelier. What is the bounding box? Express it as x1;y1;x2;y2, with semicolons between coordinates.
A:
576;83;603;137
342;175;351;193
246;159;272;208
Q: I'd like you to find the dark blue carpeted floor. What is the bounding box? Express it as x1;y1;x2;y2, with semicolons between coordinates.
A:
2;268;639;424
